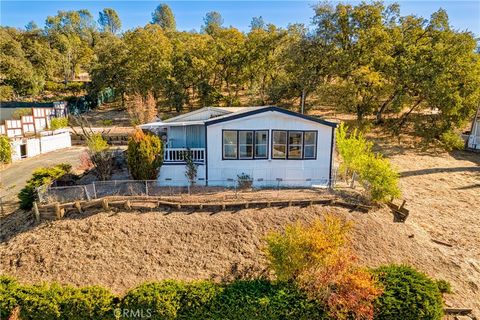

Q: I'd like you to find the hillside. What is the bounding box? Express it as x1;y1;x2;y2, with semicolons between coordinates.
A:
0;148;479;316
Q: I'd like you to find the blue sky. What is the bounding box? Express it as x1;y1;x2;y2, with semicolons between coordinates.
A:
1;1;479;36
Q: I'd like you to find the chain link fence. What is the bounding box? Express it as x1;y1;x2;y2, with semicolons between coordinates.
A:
37;177;336;204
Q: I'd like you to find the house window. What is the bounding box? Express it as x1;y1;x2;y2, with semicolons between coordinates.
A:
223;130;237;159
288;131;303;159
304;131;317;159
272;130;287;159
272;130;317;160
255;131;268;159
239;131;253;159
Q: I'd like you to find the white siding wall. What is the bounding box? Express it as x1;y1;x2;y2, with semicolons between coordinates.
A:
40;131;71;153
158;164;206;186
206;111;334;187
26;138;41;157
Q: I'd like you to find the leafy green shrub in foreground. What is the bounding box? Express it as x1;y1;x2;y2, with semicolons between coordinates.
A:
121;279;327;320
0;275;19;319
1;277;116;320
373;265;444;320
18;163;71;210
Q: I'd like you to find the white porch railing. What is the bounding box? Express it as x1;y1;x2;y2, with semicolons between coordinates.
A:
164;148;205;163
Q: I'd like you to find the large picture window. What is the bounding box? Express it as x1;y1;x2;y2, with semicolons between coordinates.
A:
239;131;253;159
255;131;268;159
272;130;287;159
222;130;269;160
223;130;237;159
304;131;317;159
272;130;317;160
288;131;303;159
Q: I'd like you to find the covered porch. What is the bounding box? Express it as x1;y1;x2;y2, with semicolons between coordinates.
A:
139;121;206;164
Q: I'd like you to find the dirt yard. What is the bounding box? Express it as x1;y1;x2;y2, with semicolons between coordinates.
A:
0;148;479;316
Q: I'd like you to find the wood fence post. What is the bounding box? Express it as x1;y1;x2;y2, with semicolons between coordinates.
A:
92;182;97;199
74;201;83;213
32;201;40;222
102;198;109;211
55;203;63;219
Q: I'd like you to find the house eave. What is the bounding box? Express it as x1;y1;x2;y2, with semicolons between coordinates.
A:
204;106;338;128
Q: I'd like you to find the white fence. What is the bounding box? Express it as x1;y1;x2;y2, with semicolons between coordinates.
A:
11;131;71;160
164;148;205;163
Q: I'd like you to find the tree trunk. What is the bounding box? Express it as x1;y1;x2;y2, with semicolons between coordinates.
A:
301;88;306;114
397;99;422;129
356;105;364;122
376;94;395;124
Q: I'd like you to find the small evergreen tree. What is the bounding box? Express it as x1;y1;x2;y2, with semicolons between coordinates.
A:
127;129;163;180
183;149;198;186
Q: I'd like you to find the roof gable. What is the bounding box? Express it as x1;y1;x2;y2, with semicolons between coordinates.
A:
163;107;232;123
205;106;337;128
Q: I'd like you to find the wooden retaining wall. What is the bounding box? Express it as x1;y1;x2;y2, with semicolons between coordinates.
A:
34;196;371;221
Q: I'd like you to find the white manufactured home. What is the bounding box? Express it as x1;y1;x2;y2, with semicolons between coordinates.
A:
467;107;480;150
140;106;337;187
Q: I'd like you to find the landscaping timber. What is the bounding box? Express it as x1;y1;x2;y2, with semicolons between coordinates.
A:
35;195;372;221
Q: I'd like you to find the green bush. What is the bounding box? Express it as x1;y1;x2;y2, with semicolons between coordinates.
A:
336;123;400;202
1;278;116;320
50;117;69;130
373;265;444;320
440;130;464;151
121;280;186;319
121;279;327;320
18;163;71;210
127;129;163;180
435;279;452;294
0;275;19;319
0;135;12;164
204;280;327;320
11;107;32;119
102;119;113;126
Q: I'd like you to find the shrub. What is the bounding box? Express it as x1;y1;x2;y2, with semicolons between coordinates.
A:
0;135;12;164
0;275;19;319
18;163;71;209
11;107;32;120
57;285;117;320
50;117;69;130
264;216;382;319
373;265;444;320
440;130;464;151
435;279;452;294
121;280;186;319
127;129;163;180
184;149;198;186
1;279;117;320
205;280;328;320
237;173;253;189
101;119;113;126
121;279;327;320
86;133;114;180
264;215;353;281
336;123;400;203
359;154;401;203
